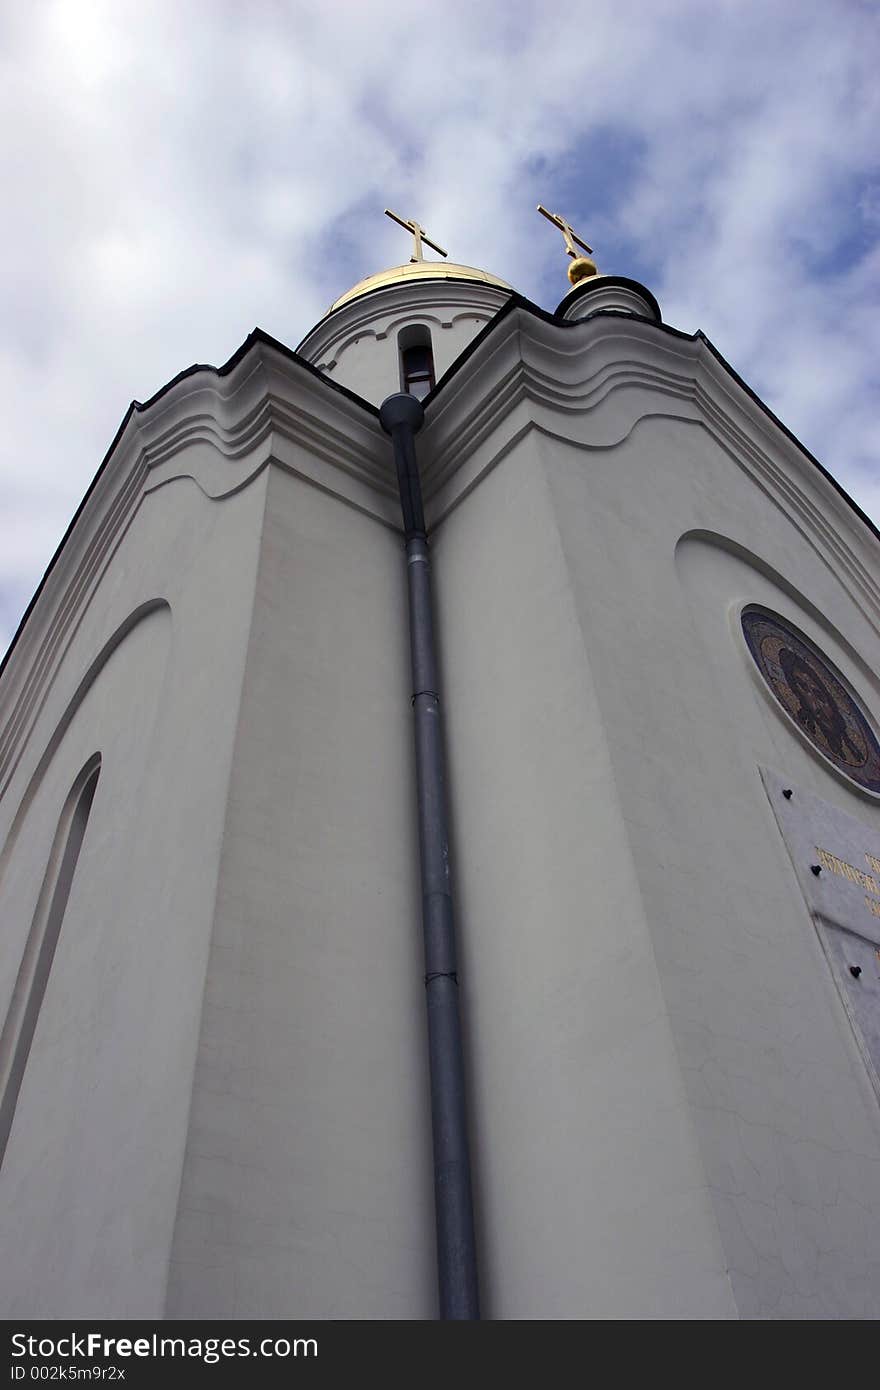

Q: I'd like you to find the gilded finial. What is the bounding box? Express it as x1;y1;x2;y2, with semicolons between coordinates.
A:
384;209;448;264
537;205;598;284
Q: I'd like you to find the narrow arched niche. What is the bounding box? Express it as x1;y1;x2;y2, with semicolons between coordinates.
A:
398;323;435;399
0;753;101;1167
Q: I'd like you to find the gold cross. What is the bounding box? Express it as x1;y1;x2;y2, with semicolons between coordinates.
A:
384;208;448;263
537;205;593;259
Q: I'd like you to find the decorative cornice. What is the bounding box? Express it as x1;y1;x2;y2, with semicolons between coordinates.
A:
3;304;878;809
136;348;392;505
416;305;880;640
297;278;512;371
0;336;389;798
316;308;497;377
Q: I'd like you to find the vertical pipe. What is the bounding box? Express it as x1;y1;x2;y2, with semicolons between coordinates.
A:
379;392;480;1321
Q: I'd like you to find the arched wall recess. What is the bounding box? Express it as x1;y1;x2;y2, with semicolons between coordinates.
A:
0;595;198;1316
0;754;101;1167
398;323;435;398
0;600;172;1121
676;529;880;691
675;528;880;803
0;599;169;836
397;322;433;353
326;312;448;367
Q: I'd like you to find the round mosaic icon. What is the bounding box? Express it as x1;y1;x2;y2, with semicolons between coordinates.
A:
741;608;880;793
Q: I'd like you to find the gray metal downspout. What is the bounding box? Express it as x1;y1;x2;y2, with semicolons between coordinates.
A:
379;392;480;1322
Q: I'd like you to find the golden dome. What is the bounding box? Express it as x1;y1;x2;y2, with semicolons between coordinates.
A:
329;261;513;312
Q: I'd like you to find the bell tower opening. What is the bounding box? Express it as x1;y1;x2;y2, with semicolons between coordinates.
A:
398;324;435;400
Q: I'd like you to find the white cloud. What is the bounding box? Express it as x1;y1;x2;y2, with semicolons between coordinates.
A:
1;0;878;652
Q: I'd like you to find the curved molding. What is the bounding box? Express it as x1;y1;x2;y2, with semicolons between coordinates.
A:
317;308;495;375
0;601;170;812
676;529;853;635
298;278;511;371
386;308;494;338
675;529;880;802
678;528;880;693
0;751;102;1167
133;351;385;491
0;337;390;799
447;309;494;329
143;459;271;504
420;306;880;640
4;298;878;823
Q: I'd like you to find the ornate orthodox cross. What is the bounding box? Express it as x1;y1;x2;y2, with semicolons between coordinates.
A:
537;205;593;258
384;208;448;263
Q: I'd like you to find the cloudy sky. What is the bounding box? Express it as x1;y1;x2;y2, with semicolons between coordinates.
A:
1;0;878;655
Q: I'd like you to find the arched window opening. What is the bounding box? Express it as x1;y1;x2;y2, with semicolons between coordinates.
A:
398;324;435;400
0;754;101;1167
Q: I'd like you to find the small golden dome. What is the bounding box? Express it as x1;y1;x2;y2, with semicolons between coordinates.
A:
329;261;513;313
567;256;598;286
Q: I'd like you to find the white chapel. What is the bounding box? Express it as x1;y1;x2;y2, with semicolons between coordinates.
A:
1;208;879;1319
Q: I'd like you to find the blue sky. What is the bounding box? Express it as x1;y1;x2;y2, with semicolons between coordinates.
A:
1;0;878;653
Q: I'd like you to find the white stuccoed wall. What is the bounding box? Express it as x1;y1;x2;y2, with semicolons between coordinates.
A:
3;282;880;1320
165;465;434;1318
542;421;880;1318
430;437;737;1318
0;337;413;1319
0;469;268;1317
425;304;880;1317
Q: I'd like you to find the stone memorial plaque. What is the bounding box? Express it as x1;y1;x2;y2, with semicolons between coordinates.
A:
761;766;880;1098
